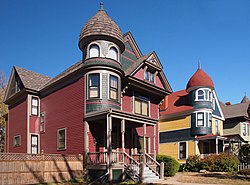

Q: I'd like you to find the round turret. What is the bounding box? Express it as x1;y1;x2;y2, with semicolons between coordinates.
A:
186;68;214;93
79;4;125;53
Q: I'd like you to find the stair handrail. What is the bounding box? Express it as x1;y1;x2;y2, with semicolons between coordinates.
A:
144;153;160;176
124;151;140;180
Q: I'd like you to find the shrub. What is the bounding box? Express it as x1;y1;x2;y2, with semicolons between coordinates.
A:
184;155;201;172
156;154;180;176
201;153;240;172
238;169;250;175
239;144;250;163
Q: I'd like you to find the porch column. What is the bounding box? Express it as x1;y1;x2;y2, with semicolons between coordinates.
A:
121;119;125;163
216;137;219;154
107;115;112;181
153;125;156;160
84;121;89;167
143;123;146;163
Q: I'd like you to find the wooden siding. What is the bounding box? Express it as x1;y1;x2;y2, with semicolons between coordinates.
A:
8;98;28;153
29;116;40;134
159;140;196;163
40;77;84;154
122;94;132;112
212;118;223;135
160;116;190;132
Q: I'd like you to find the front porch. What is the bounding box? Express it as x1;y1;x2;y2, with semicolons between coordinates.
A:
83;109;164;182
196;135;226;159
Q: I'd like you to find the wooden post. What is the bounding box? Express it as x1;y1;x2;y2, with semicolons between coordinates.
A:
121;119;125;162
216;138;218;154
107;114;112;182
143;123;146;164
83;121;89;167
139;162;144;182
153;125;156;160
160;162;164;179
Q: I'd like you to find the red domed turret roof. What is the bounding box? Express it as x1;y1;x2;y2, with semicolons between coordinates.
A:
186;68;214;92
79;4;124;52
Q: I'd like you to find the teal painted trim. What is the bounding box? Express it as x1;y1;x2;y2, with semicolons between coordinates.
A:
83;59;122;71
160;128;194;143
86;99;121;113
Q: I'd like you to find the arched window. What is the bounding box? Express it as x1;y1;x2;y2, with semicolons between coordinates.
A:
197;90;205;100
89;44;100;58
109;47;118;60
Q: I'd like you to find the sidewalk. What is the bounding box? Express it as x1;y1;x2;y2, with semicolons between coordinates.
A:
145;173;225;185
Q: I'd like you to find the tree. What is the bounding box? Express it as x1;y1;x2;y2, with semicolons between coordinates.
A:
0;71;8;152
239;144;250;163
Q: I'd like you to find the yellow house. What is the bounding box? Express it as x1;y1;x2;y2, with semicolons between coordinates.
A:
159;68;225;164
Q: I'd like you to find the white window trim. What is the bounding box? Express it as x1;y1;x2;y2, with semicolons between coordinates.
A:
88;43;100;58
57;128;67;150
108;73;120;102
31;96;39;116
195;88;213;102
133;92;150;117
87;72;102;100
108;45;119;61
178;141;188;159
14;135;21;147
193;110;213;127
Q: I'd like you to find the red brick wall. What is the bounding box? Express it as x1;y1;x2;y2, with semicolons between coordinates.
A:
8;98;28;153
40;77;84;154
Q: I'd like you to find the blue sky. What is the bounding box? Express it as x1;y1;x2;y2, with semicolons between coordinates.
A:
0;0;249;104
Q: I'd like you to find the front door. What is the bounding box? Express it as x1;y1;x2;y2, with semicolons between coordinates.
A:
31;135;38;154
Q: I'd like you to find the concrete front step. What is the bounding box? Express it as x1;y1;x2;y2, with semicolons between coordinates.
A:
143;165;160;182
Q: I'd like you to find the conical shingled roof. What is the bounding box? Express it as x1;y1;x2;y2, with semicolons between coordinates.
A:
186;68;214;92
79;7;124;52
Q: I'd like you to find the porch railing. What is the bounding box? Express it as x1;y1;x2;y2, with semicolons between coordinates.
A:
87;152;107;165
145;153;160;177
238;163;250;171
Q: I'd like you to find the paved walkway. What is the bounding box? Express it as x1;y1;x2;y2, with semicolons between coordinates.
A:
145;173;225;185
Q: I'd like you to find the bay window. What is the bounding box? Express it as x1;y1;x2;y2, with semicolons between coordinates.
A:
89;73;100;98
110;75;118;100
197;112;204;126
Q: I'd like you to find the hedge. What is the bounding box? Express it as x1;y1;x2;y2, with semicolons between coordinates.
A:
156;154;180;176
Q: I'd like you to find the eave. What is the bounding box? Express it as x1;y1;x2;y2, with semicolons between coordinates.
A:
160;109;193;121
124;76;170;99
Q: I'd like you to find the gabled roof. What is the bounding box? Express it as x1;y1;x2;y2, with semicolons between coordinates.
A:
40;61;83;90
160;89;193;117
241;96;250;103
220;101;249;119
14;66;51;91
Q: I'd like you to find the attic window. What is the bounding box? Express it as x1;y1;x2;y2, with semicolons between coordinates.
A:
144;70;155;83
11;79;21;94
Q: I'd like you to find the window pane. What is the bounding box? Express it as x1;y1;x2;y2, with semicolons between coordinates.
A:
144;71;149;81
179;142;186;159
109;47;118;60
89;87;99;98
110;89;117;100
135;99;141;114
141;101;148;116
110;76;118;88
150;73;154;82
32;107;38;115
197;90;204;100
58;129;66;150
197;113;204;119
89;74;99;86
89;74;100;98
90;44;100;57
32;98;38;106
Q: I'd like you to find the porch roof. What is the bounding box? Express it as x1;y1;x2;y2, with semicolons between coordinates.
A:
196;134;227;141
84;108;158;125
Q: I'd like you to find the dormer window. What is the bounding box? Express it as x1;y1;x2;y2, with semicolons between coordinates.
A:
109;47;118;60
145;70;154;83
11;79;21;94
89;44;100;58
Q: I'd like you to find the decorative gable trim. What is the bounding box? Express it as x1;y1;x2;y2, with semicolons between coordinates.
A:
123;32;142;59
212;90;225;121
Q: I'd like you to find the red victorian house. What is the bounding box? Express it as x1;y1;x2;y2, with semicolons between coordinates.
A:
4;5;172;182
